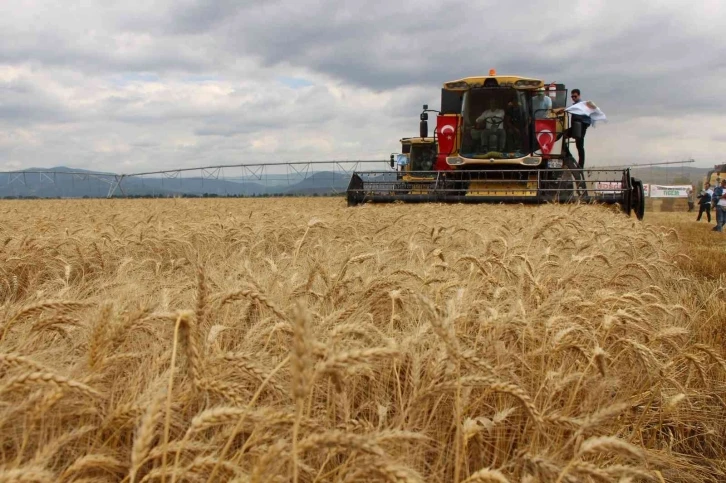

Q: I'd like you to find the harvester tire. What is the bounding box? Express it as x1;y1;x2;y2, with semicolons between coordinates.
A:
632;178;645;220
346;174;365;207
621;171;632;216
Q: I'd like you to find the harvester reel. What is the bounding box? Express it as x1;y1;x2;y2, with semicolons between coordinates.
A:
554;156;584;202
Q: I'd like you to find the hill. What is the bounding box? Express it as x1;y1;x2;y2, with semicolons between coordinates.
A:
630;165;713;186
0;167;352;198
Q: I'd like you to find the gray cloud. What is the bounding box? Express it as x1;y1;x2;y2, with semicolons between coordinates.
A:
0;0;724;173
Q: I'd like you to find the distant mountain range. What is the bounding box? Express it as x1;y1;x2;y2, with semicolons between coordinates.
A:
0;167;353;198
628;165;714;186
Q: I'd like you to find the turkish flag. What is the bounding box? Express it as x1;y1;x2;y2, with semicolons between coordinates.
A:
436;115;458;155
535;119;557;155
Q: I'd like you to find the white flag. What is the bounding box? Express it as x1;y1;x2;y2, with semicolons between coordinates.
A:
565;101;607;127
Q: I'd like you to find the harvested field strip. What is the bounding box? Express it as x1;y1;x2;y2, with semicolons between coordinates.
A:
0;199;724;482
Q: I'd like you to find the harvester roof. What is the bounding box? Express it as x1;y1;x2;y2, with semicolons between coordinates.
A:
443;75;544;91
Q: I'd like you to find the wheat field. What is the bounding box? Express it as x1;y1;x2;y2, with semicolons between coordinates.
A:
0;198;724;483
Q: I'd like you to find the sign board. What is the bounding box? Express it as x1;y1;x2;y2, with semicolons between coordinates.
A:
649;185;691;198
594;181;621;195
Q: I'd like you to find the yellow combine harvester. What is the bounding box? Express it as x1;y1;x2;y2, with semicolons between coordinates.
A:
347;71;646;220
391;136;437;184
389;136;438;196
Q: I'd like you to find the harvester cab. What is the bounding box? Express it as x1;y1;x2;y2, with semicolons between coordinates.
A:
347;70;646;220
390;137;437;179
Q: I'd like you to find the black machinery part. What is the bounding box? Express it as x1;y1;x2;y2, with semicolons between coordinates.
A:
631;178;645;220
346;174;365;206
621;171;632;217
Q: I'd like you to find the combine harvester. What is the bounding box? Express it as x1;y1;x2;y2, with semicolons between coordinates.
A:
347;71;646;220
391;136;438;191
704;163;726;186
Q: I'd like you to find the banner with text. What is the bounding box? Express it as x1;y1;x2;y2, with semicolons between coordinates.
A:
649;185;691;198
594;182;652;196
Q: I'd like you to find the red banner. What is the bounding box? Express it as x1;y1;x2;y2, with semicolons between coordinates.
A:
436;115;458;155
535;119;557;155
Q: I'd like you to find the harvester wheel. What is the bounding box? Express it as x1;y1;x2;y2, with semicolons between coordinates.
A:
346;174;365;207
631;178;645;220
620;171;632;216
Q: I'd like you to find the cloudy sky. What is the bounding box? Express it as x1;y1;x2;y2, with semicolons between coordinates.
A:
1;0;724;174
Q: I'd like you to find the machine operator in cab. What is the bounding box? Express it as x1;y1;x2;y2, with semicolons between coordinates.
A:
471;98;506;152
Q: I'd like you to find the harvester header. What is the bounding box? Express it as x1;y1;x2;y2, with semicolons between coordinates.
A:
347;71;645;220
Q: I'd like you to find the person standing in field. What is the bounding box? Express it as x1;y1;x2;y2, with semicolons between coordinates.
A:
687;186;695;212
697;182;713;222
713;179;726;232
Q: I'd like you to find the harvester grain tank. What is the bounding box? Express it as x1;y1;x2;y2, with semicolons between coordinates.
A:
347;71;646;220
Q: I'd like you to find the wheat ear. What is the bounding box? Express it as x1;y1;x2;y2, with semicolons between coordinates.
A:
0;371;100;399
462;468;511;483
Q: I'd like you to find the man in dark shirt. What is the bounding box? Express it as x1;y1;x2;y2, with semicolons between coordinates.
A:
568;89;591;169
697;182;712;222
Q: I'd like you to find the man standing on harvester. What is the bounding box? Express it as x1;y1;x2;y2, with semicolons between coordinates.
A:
565;89;606;169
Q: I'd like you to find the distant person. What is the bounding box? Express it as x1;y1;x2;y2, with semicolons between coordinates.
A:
395;153;409;171
697;182;713;222
687;186;695;212
712;179;726;232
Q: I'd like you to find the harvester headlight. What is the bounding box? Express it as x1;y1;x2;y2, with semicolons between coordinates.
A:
515;79;542;87
547;159;563;169
446;156;465;166
444;81;468;90
522;157;541;166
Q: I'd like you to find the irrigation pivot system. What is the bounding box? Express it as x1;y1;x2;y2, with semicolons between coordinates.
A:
0;159;695;199
0;160;388;198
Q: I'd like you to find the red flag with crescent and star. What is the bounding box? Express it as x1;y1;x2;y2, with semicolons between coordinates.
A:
436;115;458;155
535;119;557;155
